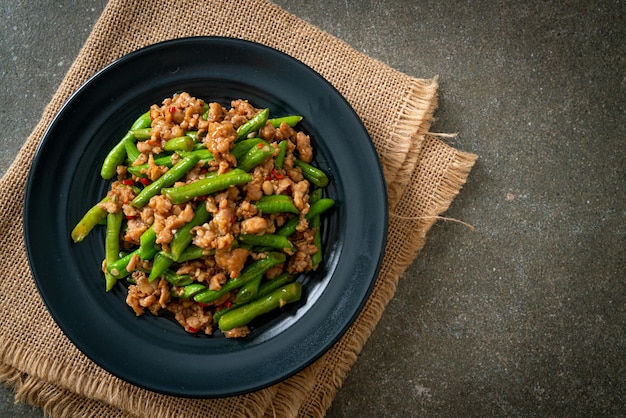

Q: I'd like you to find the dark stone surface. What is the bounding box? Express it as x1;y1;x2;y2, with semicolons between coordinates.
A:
1;1;624;416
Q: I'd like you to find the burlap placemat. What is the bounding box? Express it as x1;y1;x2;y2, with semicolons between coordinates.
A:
0;1;477;416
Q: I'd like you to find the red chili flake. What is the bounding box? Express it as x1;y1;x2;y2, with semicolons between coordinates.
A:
197;302;211;307
169;106;177;113
197;195;207;201
265;175;272;181
125;215;134;220
139;177;151;186
187;326;199;333
271;168;284;179
257;142;264;148
224;300;233;309
121;179;134;186
215;305;223;312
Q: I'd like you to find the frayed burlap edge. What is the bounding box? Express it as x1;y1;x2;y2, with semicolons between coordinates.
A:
381;77;439;211
0;364;134;418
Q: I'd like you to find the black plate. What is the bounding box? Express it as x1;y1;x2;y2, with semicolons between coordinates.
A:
24;37;387;398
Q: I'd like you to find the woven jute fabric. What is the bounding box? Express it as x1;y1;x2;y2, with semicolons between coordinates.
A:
0;1;477;417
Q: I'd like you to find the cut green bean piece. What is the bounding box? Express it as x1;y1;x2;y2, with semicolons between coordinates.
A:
258;273;297;298
232;137;263;161
172;283;207;299
138;225;157;260
193;252;286;304
294;159;329;187
218;282;302;332
237;141;274;172
254;194;299;215
131;154;200;208
276;198;335;237
71;196;110;243
129;128;151;140
268;115;303;128
275;140;288;169
238;234;295;253
236;108;269;140
170;202;211;261
149;252;174;282
235;273;263;305
104;211;123;291
130;110;152;130
162;169;252;204
164;135;195;152
162;269;193;287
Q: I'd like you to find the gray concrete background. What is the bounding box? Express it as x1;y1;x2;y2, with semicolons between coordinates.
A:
1;1;624;417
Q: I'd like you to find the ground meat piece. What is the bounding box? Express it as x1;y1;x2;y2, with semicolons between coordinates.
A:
287;250;313;274
258;122;276;141
245;179;264;201
126;274;170;316
209;272;228;291
215;248;250;279
167;299;213;335
240;216;268;235
296;131;313;162
206;102;225;123
123;219;148;245
223;326;251;339
100;182;136;213
204;121;237;168
276;122;297;142
292;180;310;213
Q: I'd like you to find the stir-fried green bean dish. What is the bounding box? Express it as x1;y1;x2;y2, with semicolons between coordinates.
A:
71;93;333;338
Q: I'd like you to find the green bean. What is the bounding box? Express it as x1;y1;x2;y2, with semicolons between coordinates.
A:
161;169;252;205
238;234;295;253
308;187;323;268
162;269;193;286
107;249;148;279
185;130;199;141
129;128;151;140
177;149;214;161
218;282;302;332
124;139;141;164
258;273;297;298
101;131;133;179
170;202;211;261
276;198;335;237
236;108;269;140
254;194;299;215
212;274;297;323
232;137;263;161
310;212;322;270
234;272;263;304
104;211;123;291
237;141;274;172
131;154;201;208
71;196;110;243
130;110;152;130
268;115;303;128
294;159;329;187
127;149;213;178
163;244;208;262
172;283;207;299
164;135;195;152
149;252;173;282
275;140;288;169
138;225;157;260
193;252;286;304
101;111;151;179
